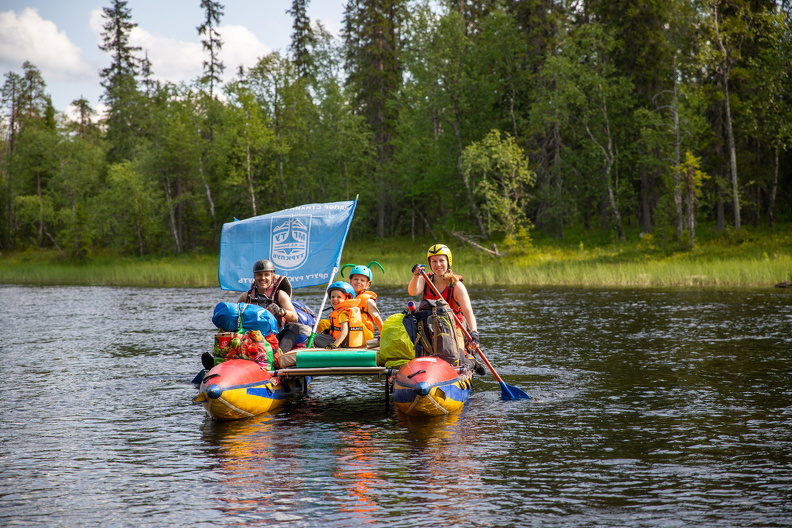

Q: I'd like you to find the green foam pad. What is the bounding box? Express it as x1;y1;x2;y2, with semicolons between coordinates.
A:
295;349;378;367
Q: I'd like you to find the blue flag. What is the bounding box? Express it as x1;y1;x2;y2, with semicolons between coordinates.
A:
218;199;357;291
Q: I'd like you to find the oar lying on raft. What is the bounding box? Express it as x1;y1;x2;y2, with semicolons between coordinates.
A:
419;268;531;401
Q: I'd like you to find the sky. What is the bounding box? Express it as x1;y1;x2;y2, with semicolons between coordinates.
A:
0;1;345;115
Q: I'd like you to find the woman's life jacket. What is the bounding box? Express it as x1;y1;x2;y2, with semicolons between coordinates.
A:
328;299;366;348
422;273;464;321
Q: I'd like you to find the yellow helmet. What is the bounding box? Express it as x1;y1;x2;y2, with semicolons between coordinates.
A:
427;243;452;267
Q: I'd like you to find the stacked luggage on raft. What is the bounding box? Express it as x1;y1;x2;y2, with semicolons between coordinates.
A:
193;299;474;419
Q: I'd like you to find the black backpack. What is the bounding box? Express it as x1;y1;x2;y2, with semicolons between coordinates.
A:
403;299;464;366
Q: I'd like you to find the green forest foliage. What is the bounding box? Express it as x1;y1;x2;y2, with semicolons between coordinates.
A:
1;0;790;261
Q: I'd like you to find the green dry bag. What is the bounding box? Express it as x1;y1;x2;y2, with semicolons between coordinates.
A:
378;313;415;367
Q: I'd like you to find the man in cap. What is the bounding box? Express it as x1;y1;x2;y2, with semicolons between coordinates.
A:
238;259;299;326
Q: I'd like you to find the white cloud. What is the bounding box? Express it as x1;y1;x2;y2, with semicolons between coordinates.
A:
219;24;274;75
131;26;203;84
88;7;103;36
0;8;93;81
89;9;273;87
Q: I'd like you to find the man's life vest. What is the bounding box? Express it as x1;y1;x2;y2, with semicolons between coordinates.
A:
245;276;314;328
328;300;366;348
245;275;291;307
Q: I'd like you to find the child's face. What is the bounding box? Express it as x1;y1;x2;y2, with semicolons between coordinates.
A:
329;289;346;309
349;274;370;293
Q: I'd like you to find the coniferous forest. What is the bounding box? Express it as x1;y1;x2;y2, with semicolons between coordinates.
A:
2;0;791;261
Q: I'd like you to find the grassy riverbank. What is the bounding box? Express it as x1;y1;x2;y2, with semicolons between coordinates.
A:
1;224;790;288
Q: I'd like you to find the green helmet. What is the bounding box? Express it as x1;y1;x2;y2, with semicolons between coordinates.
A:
340;261;386;283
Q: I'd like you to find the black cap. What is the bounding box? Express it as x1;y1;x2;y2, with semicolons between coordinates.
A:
253;259;275;273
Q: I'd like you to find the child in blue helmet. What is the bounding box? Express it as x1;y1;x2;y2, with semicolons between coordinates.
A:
324;281;366;349
340;262;385;341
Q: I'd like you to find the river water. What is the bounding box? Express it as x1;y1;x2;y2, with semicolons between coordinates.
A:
1;284;790;527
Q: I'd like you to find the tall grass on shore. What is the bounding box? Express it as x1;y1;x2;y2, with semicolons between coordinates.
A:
2;254;786;289
1;225;789;289
342;227;792;288
467;256;790;287
0;254;218;288
354;254;790;288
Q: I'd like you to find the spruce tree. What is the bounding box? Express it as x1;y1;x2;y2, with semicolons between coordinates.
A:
198;0;225;97
343;0;406;237
288;0;316;80
98;0;143;163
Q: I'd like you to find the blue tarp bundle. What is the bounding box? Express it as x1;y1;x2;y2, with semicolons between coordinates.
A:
212;302;278;334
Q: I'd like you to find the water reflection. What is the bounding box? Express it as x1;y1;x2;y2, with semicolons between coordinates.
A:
196;397;485;525
394;412;487;527
1;285;790;527
329;423;383;523
199;414;293;524
396;412;461;447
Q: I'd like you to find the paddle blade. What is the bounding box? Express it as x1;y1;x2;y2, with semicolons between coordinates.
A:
500;382;531;401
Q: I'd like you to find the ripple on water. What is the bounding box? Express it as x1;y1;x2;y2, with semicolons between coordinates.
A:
1;285;790;527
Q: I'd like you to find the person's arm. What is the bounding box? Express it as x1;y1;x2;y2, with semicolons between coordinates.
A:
453;281;477;333
276;290;299;323
236;291;247;303
333;321;349;347
407;264;425;296
367;299;384;332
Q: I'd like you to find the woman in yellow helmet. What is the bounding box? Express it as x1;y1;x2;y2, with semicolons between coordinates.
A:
407;244;479;345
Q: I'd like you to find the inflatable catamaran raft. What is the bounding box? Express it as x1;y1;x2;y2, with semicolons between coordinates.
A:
192;310;474;420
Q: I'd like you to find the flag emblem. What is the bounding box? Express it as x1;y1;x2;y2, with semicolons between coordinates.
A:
272;215;310;270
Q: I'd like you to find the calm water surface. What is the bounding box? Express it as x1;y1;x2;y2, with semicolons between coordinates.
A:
1;285;790;527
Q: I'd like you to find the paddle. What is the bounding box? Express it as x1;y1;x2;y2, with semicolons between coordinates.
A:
418;268;530;401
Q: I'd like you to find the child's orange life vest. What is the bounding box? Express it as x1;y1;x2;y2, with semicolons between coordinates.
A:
328;299;366;347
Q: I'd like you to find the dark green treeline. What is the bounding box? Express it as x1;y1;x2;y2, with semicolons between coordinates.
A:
1;0;791;260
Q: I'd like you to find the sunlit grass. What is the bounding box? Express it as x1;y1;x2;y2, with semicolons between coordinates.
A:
1;224;790;288
367;256;789;288
465;256;790;287
342;226;791;288
0;252;218;287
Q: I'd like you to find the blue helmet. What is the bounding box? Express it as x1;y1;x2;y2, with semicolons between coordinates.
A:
340;261;386;283
327;281;355;298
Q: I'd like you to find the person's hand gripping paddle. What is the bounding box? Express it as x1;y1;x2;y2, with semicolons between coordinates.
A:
419;268;530;401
